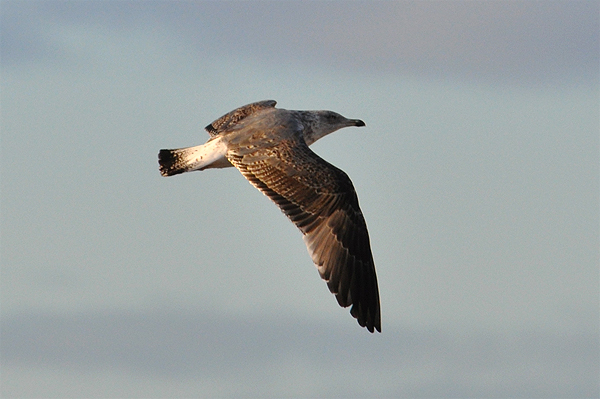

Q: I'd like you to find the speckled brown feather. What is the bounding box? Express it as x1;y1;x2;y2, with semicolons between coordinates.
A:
227;135;381;333
205;100;277;136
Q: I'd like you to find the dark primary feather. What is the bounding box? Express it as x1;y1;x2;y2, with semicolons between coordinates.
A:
226;135;381;333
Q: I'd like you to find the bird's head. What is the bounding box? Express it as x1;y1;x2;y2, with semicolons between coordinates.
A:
303;111;365;145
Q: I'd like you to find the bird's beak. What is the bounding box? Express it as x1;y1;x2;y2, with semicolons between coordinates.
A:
350;119;366;127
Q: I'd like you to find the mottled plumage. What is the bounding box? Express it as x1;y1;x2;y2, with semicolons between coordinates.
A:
159;100;381;332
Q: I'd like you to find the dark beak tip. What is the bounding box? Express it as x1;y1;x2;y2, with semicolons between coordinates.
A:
355;119;366;127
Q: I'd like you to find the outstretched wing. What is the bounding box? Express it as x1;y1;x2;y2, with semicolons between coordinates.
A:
226;134;381;333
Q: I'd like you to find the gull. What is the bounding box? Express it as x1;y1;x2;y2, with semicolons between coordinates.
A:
158;100;381;332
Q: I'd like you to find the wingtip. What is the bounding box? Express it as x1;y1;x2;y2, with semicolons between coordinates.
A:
363;319;382;333
350;298;381;333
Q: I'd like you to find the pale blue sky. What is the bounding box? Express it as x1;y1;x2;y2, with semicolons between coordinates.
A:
1;1;598;397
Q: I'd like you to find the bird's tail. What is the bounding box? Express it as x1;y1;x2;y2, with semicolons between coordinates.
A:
158;138;230;177
158;148;190;176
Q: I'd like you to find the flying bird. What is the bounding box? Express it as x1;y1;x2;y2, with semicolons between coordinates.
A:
158;100;381;332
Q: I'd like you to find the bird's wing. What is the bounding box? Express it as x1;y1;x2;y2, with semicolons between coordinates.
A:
226;134;381;333
205;100;277;136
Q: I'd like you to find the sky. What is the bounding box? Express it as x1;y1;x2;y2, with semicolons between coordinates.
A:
1;1;598;397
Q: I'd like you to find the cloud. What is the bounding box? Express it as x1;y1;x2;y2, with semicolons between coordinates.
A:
2;1;598;83
2;309;598;397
